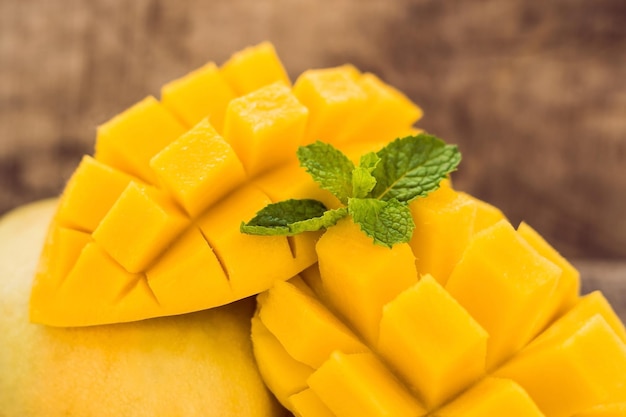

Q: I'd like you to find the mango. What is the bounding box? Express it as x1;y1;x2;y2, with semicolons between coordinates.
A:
221;41;291;96
31;42;422;326
378;275;488;409
161;61;235;131
223;82;309;176
150;118;246;217
445;219;562;368
252;182;625;416
94;96;187;184
307;351;427;417
0;200;286;417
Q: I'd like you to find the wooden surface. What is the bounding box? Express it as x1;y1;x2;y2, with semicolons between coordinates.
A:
1;0;625;261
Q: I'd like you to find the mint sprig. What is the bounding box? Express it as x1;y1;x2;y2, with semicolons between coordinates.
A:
241;134;461;248
370;134;461;202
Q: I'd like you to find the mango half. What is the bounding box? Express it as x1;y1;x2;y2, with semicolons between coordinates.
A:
252;183;626;417
30;42;422;326
0;199;286;417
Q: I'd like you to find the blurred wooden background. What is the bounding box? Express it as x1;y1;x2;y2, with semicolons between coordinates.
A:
1;0;625;261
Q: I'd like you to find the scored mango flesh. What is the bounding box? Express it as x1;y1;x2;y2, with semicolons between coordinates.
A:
252;182;626;417
30;42;423;326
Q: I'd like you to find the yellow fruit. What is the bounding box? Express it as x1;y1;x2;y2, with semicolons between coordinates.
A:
31;42;422;327
0;200;287;417
252;184;626;416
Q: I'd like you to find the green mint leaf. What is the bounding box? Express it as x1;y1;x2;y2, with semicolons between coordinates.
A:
352;167;377;199
370;134;461;203
358;152;381;172
348;198;415;248
297;141;354;204
351;152;380;198
241;199;348;236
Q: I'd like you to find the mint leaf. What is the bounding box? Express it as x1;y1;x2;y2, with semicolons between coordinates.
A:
243;133;462;248
370;134;461;203
358;152;381;172
241;199;348;236
351;167;377;199
348;198;414;248
351;152;380;198
297;141;354;204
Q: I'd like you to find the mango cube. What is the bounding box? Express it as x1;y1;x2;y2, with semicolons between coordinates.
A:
223;82;308;176
221;41;291;95
459;192;506;233
92;183;189;273
434;377;545;417
56;155;137;232
336;72;423;144
518;221;581;325
308;351;427;417
146;227;231;314
150;119;246;217
378;275;488;409
529;291;626;350
161;62;236;131
409;184;478;285
29;225;91;324
293;65;367;144
316;218;418;345
445;220;562;368
496;315;626;417
251;315;314;410
95;96;187;184
258;279;367;369
41;242;147;326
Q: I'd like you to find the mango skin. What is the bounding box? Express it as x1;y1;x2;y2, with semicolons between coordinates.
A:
0;200;286;417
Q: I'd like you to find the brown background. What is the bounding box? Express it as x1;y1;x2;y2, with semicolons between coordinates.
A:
1;0;625;263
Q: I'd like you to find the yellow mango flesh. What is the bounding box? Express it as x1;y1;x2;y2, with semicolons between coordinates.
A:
378;275;488;409
316;218;419;345
95;96;188;184
408;184;479;285
252;184;626;416
56;155;137;232
307;351;427;417
150;119;247;217
251;314;314;410
572;403;626;417
293;65;367;144
517;221;580;323
257;279;368;368
161;62;236;131
31;42;422;326
445;219;562;369
223;82;309;176
496;315;626;417
290;389;336;417
434;377;545;417
146;227;231;314
92;183;189;273
0;200;285;417
336;72;423;144
221;41;291;96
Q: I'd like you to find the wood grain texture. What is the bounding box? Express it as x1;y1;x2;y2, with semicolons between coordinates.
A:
1;0;625;259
